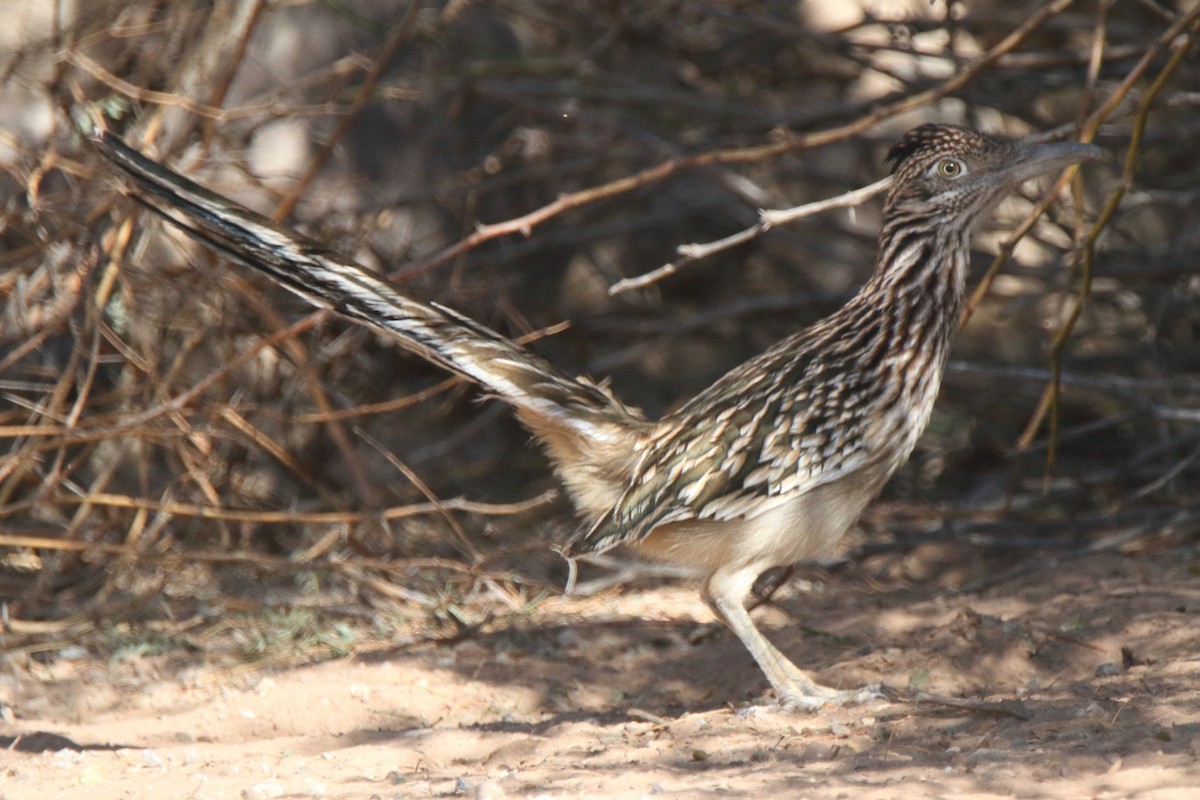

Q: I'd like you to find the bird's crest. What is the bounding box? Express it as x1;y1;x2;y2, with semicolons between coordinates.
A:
886;124;995;174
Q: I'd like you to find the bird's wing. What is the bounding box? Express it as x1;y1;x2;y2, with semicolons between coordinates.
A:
564;322;882;556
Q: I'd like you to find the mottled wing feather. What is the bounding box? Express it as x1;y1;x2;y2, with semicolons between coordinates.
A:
567;317;884;556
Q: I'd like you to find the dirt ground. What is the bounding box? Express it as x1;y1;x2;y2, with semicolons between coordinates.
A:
5;542;1200;800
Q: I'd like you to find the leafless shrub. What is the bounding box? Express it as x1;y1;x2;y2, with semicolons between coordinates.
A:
2;0;1198;657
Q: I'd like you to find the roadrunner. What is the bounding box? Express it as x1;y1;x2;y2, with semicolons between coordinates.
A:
94;124;1101;709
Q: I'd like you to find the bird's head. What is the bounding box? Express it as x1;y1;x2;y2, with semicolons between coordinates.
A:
884;124;1102;233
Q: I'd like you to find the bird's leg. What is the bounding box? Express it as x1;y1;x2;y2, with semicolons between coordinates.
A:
703;566;851;710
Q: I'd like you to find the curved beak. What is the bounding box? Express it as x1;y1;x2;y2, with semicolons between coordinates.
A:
1001;138;1105;186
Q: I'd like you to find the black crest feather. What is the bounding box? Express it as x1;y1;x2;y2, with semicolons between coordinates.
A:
886;123;971;174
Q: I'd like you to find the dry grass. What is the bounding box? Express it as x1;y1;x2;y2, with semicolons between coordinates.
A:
2;0;1199;663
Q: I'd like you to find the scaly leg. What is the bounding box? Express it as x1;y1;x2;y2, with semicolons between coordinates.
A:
703;566;854;710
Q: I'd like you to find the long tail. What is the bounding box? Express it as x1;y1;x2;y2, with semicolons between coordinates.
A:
93;130;644;514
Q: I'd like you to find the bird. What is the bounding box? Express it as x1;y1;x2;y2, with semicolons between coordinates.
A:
92;122;1101;709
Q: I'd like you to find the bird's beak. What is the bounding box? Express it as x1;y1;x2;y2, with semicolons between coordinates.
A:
1002;139;1105;186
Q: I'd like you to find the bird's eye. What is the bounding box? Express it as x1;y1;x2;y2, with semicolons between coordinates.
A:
935;158;967;179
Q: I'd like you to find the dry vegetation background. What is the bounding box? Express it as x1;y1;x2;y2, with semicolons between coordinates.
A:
2;1;1200;785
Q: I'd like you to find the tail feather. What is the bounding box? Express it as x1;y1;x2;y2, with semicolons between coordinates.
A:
93;130;645;515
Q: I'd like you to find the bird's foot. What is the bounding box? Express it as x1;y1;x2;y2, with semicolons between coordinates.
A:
776;682;884;712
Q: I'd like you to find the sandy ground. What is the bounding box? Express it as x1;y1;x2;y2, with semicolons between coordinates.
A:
5;543;1200;799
